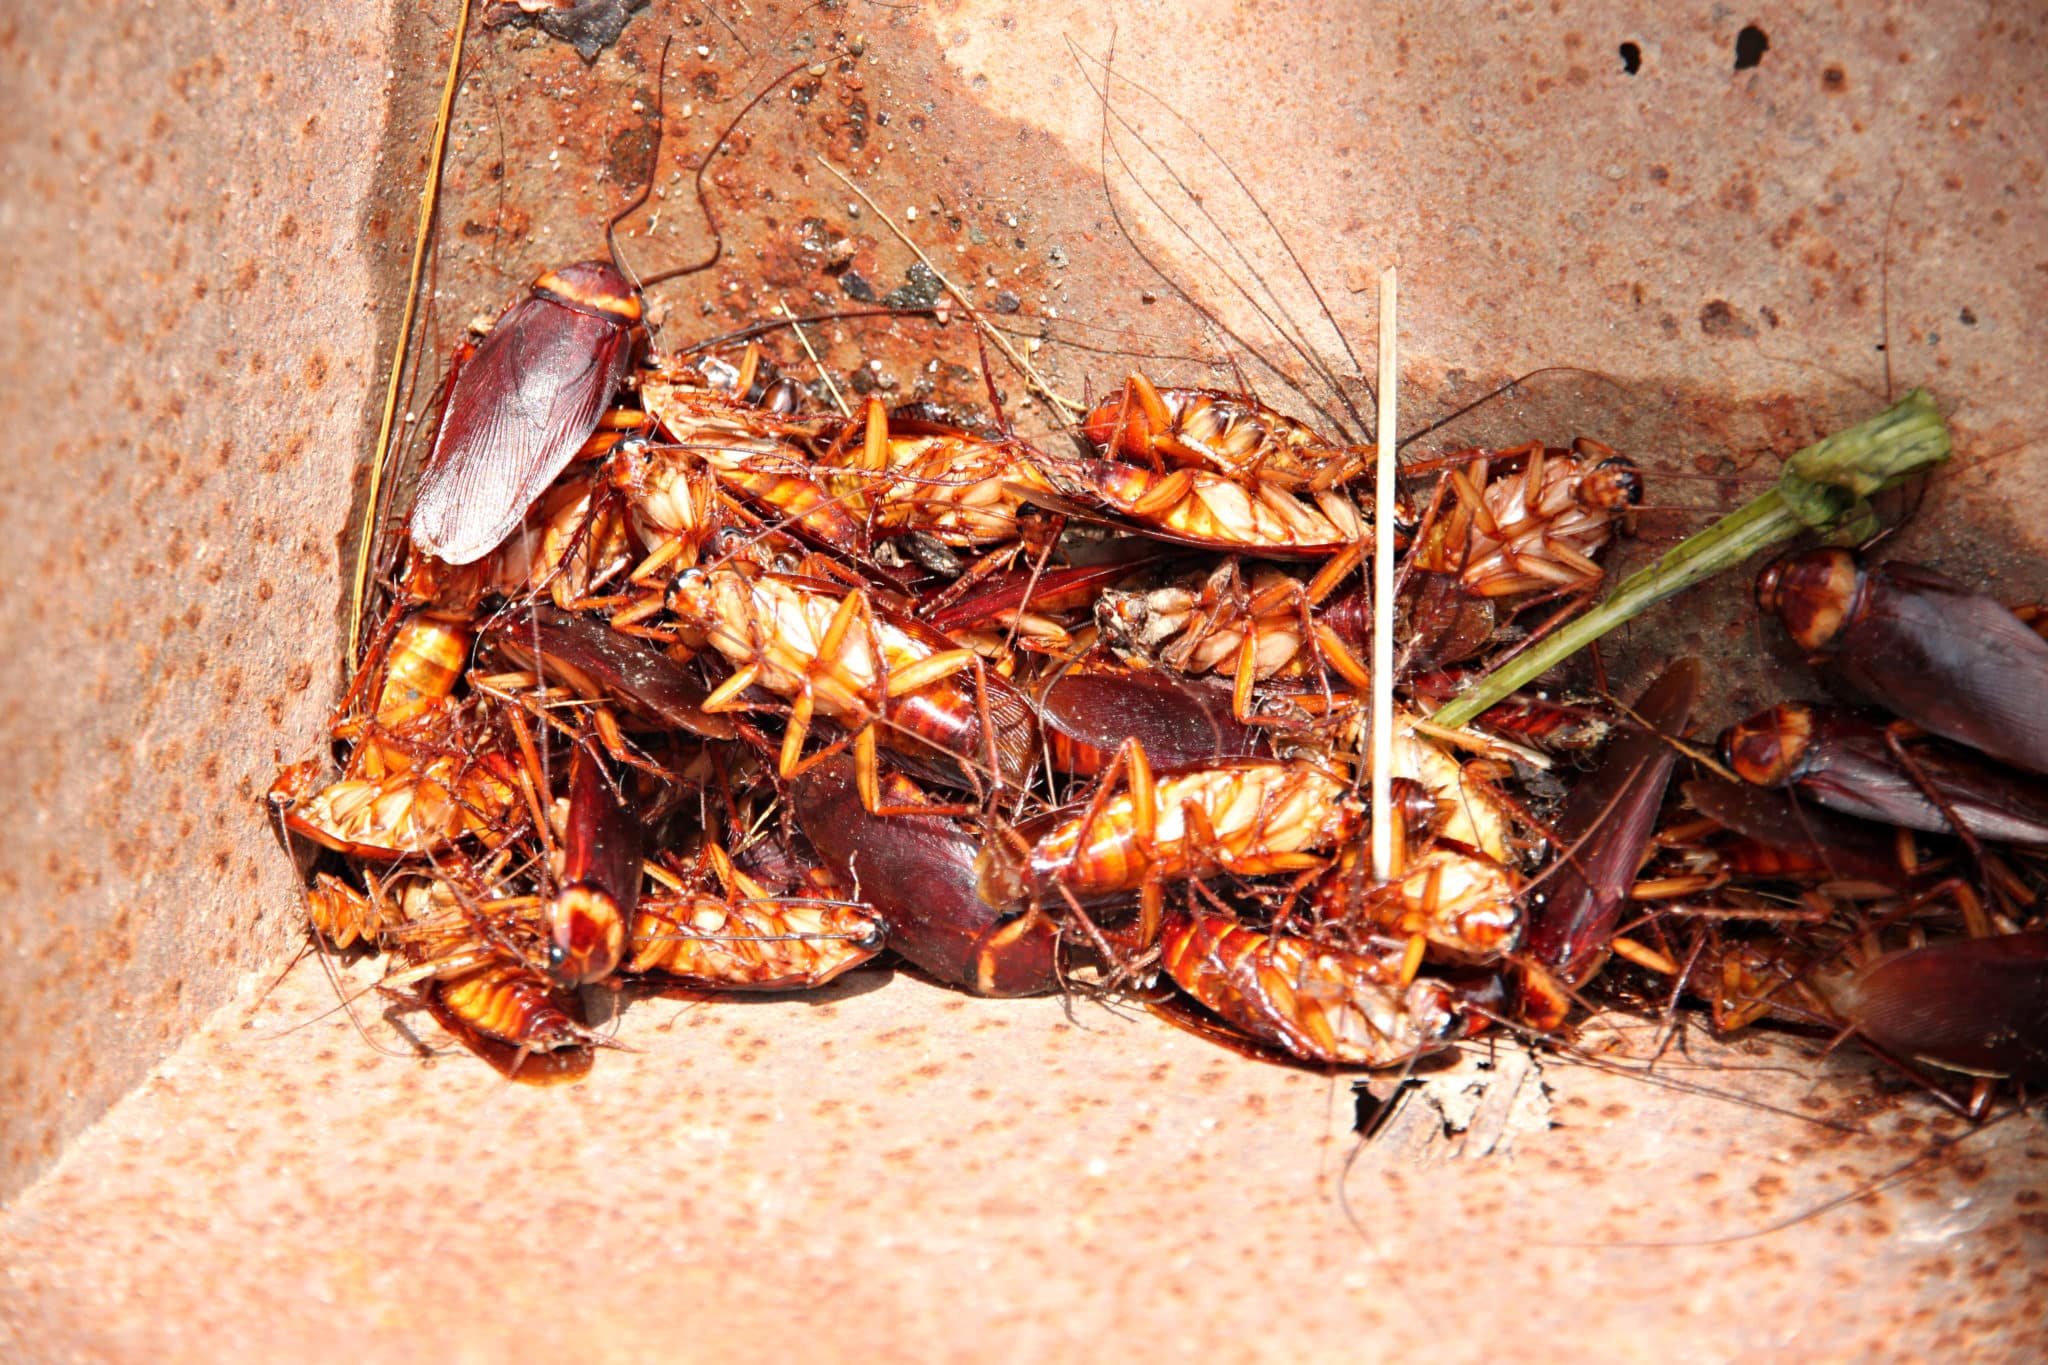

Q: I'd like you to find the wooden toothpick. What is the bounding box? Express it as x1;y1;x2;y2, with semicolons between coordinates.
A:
1371;267;1399;884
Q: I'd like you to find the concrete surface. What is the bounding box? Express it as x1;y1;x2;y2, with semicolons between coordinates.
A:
2;0;2044;1358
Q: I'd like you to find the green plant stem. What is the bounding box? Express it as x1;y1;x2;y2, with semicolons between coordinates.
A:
1429;390;1950;730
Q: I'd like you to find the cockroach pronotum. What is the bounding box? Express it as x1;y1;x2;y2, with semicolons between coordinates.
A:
1756;549;2048;774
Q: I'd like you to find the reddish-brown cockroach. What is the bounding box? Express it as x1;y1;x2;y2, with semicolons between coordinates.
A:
270;722;525;860
1015;455;1373;558
1035;668;1259;776
1411;440;1641;599
543;746;644;985
637;371;876;564
434;959;596;1055
483;601;734;739
666;564;1038;791
1310;843;1524;963
791;755;1060;996
1757;549;2048;774
303;872;399;952
1723;702;2048;847
801;398;1040;547
626;842;885;989
1157;912;1471;1067
404;48;808;570
1082;373;1362;487
409;258;646;566
1680;778;1907;889
1522;658;1701;993
1812;930;2048;1084
925;560;1147;654
975;753;1360;939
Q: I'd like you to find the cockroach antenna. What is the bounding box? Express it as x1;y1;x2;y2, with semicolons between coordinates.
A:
603;35;673;289
619;58;817;293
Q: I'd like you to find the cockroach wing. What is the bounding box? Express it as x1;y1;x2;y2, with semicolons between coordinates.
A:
1833;931;2048;1082
410;299;633;566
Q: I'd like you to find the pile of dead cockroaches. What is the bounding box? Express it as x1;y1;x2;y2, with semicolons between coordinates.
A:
268;251;2046;1110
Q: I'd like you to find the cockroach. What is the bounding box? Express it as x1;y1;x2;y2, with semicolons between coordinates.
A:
543;746;644;985
802;398;1041;547
975;752;1360;942
791;755;1059;996
1157;912;1470;1068
626;843;885;989
404;48;806;569
270;726;524;860
1311;844;1524;962
1723;702;2048;847
1757;549;2048;774
638;372;877;564
1093;549;1376;719
1680;778;1907;888
483;601;734;739
434;959;596;1055
408;258;646;567
1014;456;1373;558
1411;440;1642;599
1036;668;1260;777
303;872;399;952
924;560;1148;642
667;564;1038;791
1082;372;1362;487
1812;930;2048;1084
1523;658;1701;990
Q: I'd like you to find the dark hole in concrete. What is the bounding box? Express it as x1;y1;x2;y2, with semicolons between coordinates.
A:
1619;41;1642;75
1735;25;1769;70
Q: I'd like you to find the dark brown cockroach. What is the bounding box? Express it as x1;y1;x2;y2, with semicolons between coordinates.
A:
1523;658;1701;995
1680;778;1907;889
1812;930;2048;1084
1035;668;1260;776
483;601;734;739
1723;702;2048;847
409;259;646;566
543;745;644;985
792;755;1059;996
1757;549;2048;774
1157;912;1472;1068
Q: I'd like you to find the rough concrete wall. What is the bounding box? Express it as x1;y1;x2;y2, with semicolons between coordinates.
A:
0;1;397;1196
